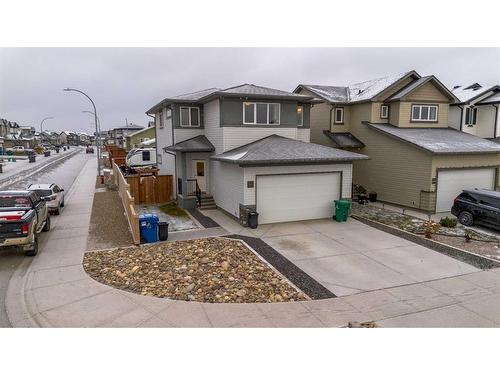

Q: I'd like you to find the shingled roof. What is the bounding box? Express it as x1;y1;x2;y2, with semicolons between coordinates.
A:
366;122;500;155
164;135;215;153
211;134;368;166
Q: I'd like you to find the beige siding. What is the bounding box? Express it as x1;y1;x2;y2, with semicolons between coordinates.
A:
296;128;310;142
243;163;353;206
222;127;297;152
331;105;351;133
397;102;448;128
308;102;332;145
371;102;390;123
389;102;400;124
348;103;434;209
406;81;450;102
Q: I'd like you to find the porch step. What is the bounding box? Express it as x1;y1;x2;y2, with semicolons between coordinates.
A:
199;195;216;210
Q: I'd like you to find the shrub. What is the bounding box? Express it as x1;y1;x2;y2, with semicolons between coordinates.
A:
440;216;457;228
422;220;440;239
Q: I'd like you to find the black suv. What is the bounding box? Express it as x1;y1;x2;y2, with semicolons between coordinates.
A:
451;189;500;229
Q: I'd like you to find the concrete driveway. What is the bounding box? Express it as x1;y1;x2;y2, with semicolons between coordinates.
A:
205;211;479;297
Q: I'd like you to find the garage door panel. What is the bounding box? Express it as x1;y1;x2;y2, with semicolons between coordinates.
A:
257;173;340;224
436;168;495;212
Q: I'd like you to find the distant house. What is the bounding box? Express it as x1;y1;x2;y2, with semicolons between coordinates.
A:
295;71;500;213
448;83;500;139
125;126;156;151
108;124;144;148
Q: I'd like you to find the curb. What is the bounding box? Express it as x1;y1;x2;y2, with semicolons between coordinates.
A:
352;215;500;270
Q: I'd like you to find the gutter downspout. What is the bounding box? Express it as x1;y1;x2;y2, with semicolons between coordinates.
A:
494;104;499;139
459;105;464;131
329;104;334;133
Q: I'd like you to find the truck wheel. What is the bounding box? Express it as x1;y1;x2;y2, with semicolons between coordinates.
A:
458;211;474;227
43;215;51;232
55;206;60;215
61;199;65;207
25;237;38;256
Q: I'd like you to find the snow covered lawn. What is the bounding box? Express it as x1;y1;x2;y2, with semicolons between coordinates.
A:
136;202;198;232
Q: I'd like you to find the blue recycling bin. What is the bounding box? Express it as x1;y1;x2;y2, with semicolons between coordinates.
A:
139;214;159;243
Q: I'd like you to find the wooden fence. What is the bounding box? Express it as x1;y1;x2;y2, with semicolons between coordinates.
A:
126;174;173;204
113;162;140;245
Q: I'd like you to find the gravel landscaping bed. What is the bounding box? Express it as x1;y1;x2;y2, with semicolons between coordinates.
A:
353;205;498;241
83;237;307;303
353;205;500;264
87;190;134;250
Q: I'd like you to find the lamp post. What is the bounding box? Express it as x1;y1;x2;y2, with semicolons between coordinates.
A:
82;110;101;140
63;88;101;177
40;116;54;133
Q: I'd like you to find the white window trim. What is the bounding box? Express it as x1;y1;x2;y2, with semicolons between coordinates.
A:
159;111;164;129
297;105;304;127
380;105;389;119
334;107;344;124
465;106;478;126
179;106;201;127
243;102;281;125
411;104;439;122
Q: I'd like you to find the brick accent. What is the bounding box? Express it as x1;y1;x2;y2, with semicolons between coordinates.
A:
239;204;256;227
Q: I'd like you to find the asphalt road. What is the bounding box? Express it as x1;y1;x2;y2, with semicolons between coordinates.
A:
0;149;94;327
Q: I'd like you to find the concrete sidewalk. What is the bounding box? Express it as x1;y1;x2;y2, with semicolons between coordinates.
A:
6;160;500;327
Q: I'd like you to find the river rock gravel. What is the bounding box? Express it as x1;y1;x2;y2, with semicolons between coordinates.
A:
83;237;307;303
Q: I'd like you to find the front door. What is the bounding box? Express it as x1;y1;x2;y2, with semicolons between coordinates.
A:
193;160;206;192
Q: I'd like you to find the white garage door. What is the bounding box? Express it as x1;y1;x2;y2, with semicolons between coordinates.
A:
436;168;496;212
256;173;341;224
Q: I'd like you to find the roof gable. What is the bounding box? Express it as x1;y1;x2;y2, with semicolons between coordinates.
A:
387;76;458;102
451;83;500;103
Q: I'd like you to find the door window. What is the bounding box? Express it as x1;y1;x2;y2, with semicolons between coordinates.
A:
196;161;205;176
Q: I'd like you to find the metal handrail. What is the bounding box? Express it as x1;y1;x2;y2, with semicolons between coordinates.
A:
186;178;202;207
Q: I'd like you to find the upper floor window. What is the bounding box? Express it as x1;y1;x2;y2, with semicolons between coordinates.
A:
243;102;280;125
411;104;438;122
465;107;477;126
334;107;344;124
380;105;389;119
180;107;200;127
297;106;304;127
166;108;172;119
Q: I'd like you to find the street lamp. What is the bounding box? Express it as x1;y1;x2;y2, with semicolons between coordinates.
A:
81;110;101;137
40;116;54;133
63;88;101;177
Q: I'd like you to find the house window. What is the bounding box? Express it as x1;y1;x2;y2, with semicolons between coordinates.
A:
180;107;200;127
465;107;477;126
411;104;438;122
166;108;172;119
142;150;150;161
380;105;389;119
297;106;304;126
243;102;281;125
334;107;344;124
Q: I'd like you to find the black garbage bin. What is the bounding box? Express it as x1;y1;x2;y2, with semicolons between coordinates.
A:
158;222;169;241
0;163;3;173
248;211;259;229
28;154;36;163
44;151;50;157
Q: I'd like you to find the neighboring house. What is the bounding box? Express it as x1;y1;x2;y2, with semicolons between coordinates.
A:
295;71;500;213
147;84;367;225
78;132;90;145
125;126;156;151
108;124;144;148
448;83;500;139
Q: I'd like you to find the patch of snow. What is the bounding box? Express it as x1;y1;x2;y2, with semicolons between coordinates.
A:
225;151;247;161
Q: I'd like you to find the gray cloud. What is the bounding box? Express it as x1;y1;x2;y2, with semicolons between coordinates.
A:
1;47;499;132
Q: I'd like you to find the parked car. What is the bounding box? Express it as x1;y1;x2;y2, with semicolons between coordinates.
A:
125;148;156;169
0;190;51;256
27;183;65;215
451;189;500;229
86;146;94;154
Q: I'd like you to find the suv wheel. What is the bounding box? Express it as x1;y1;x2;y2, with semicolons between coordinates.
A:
43;215;51;232
458;211;474;226
24;237;38;256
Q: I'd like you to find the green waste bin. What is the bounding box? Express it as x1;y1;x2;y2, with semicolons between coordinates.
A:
334;199;351;222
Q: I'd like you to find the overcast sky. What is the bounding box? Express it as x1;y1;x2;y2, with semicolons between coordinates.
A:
1;48;499;133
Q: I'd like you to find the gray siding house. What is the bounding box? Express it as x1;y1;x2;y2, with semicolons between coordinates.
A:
147;84;367;225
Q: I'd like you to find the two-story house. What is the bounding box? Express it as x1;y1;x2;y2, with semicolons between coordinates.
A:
295;71;500;213
147;84;367;225
448;83;500;139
